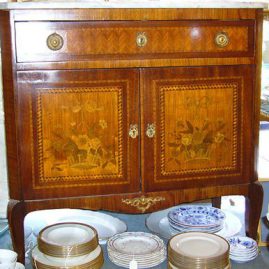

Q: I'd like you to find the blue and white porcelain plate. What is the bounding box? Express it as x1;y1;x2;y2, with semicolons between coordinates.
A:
168;206;225;228
228;236;257;251
228;236;259;263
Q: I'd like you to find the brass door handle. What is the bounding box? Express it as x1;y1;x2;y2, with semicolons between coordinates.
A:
146;123;155;138
129;124;139;139
214;32;229;48
136;32;148;47
47;33;64;51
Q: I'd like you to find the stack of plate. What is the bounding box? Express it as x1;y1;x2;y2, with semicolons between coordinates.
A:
228;236;259;263
107;232;166;268
168;232;230;269
32;222;103;269
167;205;226;234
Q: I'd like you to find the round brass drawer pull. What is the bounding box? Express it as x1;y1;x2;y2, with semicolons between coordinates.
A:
47;33;64;51
214;32;229;48
136;32;148;47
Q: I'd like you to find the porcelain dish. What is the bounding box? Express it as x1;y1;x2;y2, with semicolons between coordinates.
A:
38;222;98;257
168;206;226;228
168;261;231;269
146;207;242;240
107;232;166;268
228;236;259;263
56;210;127;244
32;245;103;269
168;232;230;269
25;209;127;244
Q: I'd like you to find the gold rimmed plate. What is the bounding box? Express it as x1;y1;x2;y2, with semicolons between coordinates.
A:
168;232;229;261
32;245;103;269
38;222;98;257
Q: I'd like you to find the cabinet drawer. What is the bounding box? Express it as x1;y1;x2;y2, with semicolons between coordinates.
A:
15;20;254;63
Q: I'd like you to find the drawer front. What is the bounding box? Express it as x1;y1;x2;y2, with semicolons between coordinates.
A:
15;20;254;63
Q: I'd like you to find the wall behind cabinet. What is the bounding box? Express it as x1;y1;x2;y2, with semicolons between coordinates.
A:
0;48;8;218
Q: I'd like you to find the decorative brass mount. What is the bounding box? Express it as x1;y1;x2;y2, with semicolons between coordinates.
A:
122;196;165;213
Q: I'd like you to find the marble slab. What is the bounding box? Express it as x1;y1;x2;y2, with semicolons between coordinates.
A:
0;0;267;10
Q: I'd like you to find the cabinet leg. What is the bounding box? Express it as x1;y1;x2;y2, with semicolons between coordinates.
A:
211;197;221;208
245;182;263;240
8;200;26;264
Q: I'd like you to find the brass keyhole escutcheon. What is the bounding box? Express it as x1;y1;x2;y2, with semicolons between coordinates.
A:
136;32;148;47
47;33;64;51
129;124;139;139
214;32;229;48
146;123;156;138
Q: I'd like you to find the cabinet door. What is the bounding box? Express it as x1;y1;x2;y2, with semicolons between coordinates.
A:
17;69;140;199
141;66;254;192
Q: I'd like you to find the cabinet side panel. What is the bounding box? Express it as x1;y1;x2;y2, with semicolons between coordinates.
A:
0;11;22;200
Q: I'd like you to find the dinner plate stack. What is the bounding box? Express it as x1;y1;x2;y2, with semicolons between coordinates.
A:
167;205;226;234
228;236;259;263
107;232;166;268
32;222;103;269
168;232;230;269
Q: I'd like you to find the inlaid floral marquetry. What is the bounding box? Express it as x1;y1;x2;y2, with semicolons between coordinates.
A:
36;87;123;183
160;79;240;176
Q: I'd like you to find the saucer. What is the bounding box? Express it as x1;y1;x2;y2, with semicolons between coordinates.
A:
16;262;25;269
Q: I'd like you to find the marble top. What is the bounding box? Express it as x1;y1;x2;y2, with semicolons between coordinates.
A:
0;0;267;10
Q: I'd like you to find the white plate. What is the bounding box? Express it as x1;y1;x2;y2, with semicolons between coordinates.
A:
230;252;258;263
146;207;242;239
40;222;95;246
169;232;229;259
228;236;257;252
57;210;127;244
168;261;231;269
108;255;166;269
108;248;166;261
32;245;102;267
25;209;127;244
107;232;166;269
107;232;165;256
15;263;25;269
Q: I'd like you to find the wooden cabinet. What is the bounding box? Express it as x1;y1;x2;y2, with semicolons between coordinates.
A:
0;7;264;264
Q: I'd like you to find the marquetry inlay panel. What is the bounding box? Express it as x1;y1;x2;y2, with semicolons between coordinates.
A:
34;86;124;185
156;77;242;180
15;20;253;63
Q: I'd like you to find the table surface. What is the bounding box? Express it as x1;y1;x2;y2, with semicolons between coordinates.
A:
0;210;269;269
